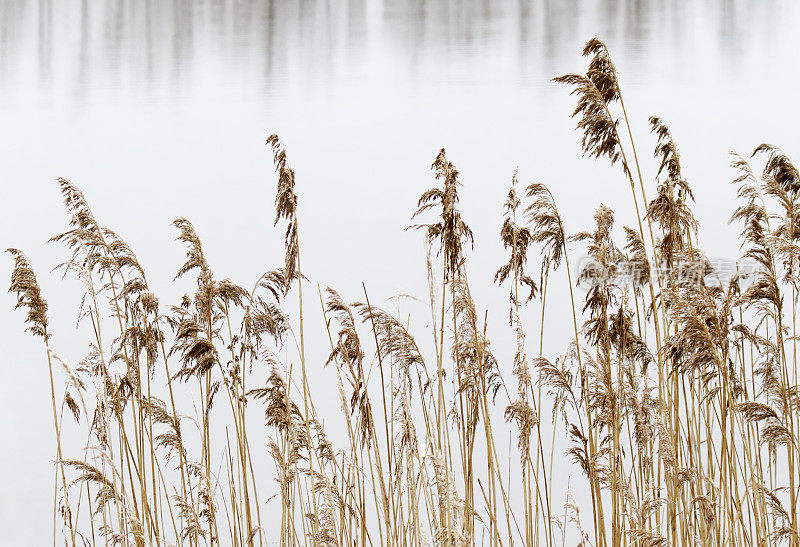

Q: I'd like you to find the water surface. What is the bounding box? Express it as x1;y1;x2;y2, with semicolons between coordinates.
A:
2;1;799;542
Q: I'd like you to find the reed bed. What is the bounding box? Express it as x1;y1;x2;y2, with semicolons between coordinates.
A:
7;38;800;546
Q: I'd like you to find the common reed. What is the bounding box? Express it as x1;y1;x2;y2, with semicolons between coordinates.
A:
7;38;800;546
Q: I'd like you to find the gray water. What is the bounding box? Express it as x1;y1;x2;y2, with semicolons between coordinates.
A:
2;1;799;543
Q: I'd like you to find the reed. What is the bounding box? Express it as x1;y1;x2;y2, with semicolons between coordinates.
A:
7;37;800;547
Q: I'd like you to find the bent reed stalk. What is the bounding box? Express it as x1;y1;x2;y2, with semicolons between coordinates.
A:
7;38;800;547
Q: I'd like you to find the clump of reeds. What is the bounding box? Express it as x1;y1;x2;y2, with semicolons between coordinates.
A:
7;37;800;547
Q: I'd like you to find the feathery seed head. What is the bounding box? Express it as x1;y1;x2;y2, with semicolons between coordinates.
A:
7;248;49;339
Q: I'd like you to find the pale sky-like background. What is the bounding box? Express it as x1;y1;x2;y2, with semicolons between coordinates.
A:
1;0;800;543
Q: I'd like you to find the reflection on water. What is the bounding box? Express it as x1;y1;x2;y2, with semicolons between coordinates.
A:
1;0;796;105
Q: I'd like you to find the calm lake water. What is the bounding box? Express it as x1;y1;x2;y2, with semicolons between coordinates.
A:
2;0;799;543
